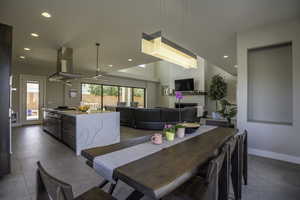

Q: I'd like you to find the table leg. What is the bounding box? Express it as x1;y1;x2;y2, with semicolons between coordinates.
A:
126;190;144;200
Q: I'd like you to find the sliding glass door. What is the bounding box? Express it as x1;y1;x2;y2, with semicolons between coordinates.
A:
103;85;119;107
119;87;132;107
80;83;146;109
133;88;145;108
81;83;102;110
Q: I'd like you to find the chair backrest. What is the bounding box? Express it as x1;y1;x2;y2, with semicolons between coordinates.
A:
117;102;127;107
204;144;229;200
130;102;139;107
227;136;238;156
36;161;74;200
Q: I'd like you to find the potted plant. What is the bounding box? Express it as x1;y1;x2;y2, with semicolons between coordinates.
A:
175;124;186;138
208;75;227;119
218;99;237;125
164;124;175;141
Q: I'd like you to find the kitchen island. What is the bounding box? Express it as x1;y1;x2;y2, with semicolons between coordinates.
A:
43;108;120;155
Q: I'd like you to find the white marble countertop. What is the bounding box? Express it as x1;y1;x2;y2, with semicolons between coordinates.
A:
43;108;117;117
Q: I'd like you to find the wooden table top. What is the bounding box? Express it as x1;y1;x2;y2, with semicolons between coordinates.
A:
113;127;235;199
81;135;152;162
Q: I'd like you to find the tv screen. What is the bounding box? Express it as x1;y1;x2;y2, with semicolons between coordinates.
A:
175;78;194;91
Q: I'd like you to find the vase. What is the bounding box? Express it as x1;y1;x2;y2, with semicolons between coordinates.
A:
176;128;185;138
166;131;175;141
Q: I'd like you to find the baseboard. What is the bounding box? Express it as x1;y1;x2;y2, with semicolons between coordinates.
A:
249;148;300;165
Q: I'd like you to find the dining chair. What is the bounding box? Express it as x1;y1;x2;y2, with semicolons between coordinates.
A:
117;102;127;107
226;136;240;200
130;102;139;107
163;144;229;200
239;130;248;185
36;161;116;200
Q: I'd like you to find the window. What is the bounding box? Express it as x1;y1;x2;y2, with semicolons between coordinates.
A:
103;85;119;107
119;87;132;107
81;83;146;109
81;83;102;110
26;82;39;120
133;88;145;108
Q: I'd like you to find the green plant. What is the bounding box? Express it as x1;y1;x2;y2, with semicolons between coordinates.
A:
218;99;237;124
175;124;185;129
209;75;227;110
164;124;176;133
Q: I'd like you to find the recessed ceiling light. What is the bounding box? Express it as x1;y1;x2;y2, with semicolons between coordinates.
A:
20;56;26;59
128;58;133;62
24;48;31;51
138;64;146;68
223;55;229;58
31;33;39;37
234;65;238;68
108;65;113;67
41;12;51;18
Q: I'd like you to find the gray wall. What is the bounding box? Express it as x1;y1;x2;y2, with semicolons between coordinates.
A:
247;43;293;124
237;20;300;162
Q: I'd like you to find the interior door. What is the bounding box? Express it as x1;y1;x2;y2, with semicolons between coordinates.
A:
20;75;46;125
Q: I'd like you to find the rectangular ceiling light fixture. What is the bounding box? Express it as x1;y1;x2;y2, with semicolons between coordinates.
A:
142;31;198;69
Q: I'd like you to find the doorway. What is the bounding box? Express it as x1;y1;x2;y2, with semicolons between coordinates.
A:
20;75;46;125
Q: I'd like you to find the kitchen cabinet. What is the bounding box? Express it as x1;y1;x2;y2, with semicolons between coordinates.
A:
61;115;76;150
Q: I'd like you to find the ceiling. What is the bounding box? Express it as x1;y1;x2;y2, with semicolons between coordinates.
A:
1;0;299;75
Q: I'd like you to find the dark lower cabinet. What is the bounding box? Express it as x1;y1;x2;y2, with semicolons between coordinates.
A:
0;23;12;176
61;116;76;150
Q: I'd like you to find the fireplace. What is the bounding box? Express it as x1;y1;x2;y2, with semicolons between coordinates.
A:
175;103;198;108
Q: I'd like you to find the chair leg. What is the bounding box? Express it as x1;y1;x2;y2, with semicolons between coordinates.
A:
98;180;109;188
231;145;241;200
243;134;248;185
109;182;117;195
219;149;229;200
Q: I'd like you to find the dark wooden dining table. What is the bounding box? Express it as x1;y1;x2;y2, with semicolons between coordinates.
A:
113;127;235;200
82;127;235;199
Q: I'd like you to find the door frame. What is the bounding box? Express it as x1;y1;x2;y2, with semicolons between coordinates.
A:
19;74;46;125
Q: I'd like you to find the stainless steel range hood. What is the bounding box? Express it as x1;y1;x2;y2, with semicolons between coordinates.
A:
49;47;86;82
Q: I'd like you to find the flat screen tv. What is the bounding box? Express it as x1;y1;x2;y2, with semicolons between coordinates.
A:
175;78;194;91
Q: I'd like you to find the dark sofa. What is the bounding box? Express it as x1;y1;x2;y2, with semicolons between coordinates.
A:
116;106;198;130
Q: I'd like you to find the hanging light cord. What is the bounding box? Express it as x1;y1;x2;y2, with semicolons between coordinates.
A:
96;43;100;73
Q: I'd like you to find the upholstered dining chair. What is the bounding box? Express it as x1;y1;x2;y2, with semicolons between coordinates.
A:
36;161;115;200
117;102;127;107
163;144;230;200
225;136;240;200
130;102;139;108
240;130;248;185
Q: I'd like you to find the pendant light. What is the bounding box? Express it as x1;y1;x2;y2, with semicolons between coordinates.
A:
141;0;197;69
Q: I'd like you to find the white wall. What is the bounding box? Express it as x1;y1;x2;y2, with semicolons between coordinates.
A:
156;57;206;108
107;62;159;82
205;62;237;115
237;20;300;163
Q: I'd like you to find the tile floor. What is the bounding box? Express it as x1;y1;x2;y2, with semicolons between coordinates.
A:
0;125;300;200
